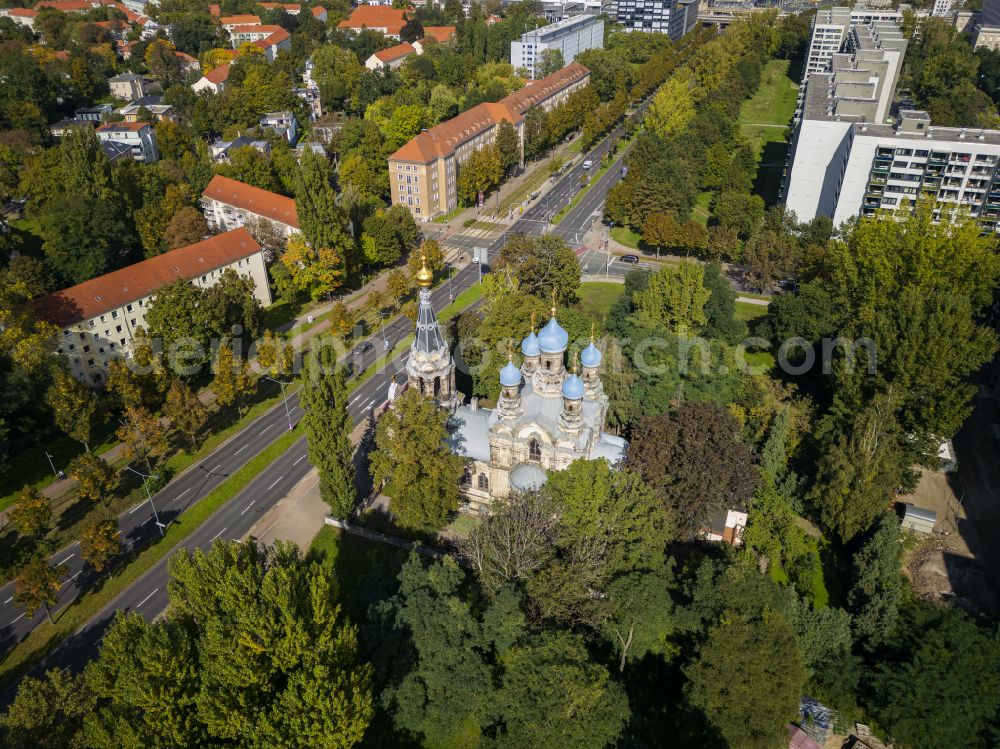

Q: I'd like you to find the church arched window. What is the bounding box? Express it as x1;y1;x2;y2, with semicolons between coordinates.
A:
477;473;489;490
528;438;541;462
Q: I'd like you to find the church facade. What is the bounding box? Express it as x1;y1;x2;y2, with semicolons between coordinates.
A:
403;266;626;513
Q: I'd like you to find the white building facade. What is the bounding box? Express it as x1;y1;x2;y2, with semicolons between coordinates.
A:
510;14;604;78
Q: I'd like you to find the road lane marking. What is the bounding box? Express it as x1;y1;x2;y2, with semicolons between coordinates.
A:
293;454;307;466
136;589;158;608
240;500;255;516
259;424;272;436
266;476;284;491
210;527;227;542
9;613;24;625
234;443;249;455
58;554;74;565
173;488;191;502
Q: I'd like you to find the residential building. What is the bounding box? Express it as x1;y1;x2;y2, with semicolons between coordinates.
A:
209;135;271;162
387;63;590;220
30;228;271;385
666;0;697;41
192;63;231;94
510;14;603;78
365;42;418;70
221;13;261;31
0;8;38;28
614;0;671;34
801;4;904;81
95;121;159;162
201;175;300;237
228;24;291;60
108;72;147;100
337;5;407;38
259;111;298;143
402;262;625;511
784;109;1000;231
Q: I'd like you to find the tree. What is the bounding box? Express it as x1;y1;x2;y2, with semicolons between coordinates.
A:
256;330;295;379
281;234;345;301
67;453;117;507
627;403;758;536
300;345;355;517
80;517;123;573
702;261;746;344
85;541;373;747
9;485;51;537
686;610;806;749
46;370;98;451
211;341;255;417
369;389;466;532
14;559;67;624
116;406;167;474
494;233;581;305
633;260;709;335
641;211;680;258
461;490;559;597
847;512;902;647
495;119;520;176
536;48;565;77
164;379;208;450
0;668;94;749
494;631;630;749
161;206;208;250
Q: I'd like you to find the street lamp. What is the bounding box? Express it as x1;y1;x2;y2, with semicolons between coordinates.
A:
262;375;294;430
123;465;164;537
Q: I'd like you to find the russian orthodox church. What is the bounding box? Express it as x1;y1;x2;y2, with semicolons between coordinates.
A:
403;258;626;512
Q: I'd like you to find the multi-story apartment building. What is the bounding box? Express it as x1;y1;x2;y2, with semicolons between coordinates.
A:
201;175;300;238
510;14;603;78
95;121;159;162
387;63;590;220
614;0;671;34
30;228;272;385
785;109;1000;229
801;4;903;81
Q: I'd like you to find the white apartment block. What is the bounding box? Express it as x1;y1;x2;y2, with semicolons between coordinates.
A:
201;175;300;238
785;110;1000;231
95;122;159;162
614;0;671;34
510;14;604;78
802;5;904;81
30;228;272;385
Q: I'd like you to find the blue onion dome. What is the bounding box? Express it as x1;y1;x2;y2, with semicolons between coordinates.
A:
537;316;569;353
500;359;522;387
581;341;602;368
521;330;541;357
561;372;585;400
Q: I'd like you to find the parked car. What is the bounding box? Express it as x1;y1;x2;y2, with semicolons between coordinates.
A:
619;254;640;264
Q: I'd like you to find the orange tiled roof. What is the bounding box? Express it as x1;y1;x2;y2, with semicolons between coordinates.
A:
31;228;262;327
373;41;415;62
337;5;406;33
389;62;589;164
422;26;454;42
202;175;299;229
203;62;230;83
220;13;261;24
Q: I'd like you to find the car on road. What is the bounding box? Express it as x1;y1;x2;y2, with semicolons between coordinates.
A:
582;159;593;170
619;254;640;264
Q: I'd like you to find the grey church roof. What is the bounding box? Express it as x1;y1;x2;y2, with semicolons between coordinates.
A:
414;287;445;354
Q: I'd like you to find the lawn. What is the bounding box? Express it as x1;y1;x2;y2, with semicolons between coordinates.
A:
739;58;799;205
734;300;769;323
574;282;623;322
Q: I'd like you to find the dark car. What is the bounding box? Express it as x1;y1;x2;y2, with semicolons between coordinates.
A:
619;254;640;264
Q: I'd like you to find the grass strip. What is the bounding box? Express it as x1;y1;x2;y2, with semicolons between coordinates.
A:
0;426;303;689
